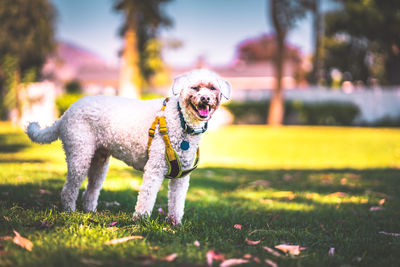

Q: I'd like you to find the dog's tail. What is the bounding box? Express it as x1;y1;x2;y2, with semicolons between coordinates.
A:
26;120;61;144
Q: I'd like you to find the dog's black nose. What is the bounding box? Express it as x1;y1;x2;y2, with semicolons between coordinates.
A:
200;96;210;104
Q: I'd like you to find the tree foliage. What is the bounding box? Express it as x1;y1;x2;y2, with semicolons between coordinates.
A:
237;34;302;64
323;0;400;85
0;0;56;118
0;0;56;81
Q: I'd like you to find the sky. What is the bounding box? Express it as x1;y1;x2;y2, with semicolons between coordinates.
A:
51;0;337;68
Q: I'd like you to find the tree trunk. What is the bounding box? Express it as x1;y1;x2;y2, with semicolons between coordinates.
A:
119;25;141;98
311;0;322;85
268;0;286;126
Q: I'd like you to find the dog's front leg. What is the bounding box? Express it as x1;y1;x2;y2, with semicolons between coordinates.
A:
168;175;190;225
133;167;164;220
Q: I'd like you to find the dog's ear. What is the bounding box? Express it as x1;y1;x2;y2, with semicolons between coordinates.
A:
218;78;232;100
170;74;188;96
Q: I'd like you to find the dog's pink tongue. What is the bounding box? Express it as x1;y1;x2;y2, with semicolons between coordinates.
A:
198;107;209;117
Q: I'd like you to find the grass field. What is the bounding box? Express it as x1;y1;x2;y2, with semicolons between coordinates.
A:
0;122;399;266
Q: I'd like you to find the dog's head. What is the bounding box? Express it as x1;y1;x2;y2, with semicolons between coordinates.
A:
171;69;231;122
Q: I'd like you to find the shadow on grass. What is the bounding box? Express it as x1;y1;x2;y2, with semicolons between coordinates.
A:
0;133;31;153
1;167;400;266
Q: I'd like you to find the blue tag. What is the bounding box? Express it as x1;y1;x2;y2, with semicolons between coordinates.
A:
180;141;190;150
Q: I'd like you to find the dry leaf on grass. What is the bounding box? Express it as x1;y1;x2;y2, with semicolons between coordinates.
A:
245;238;261;245
39;189;52;195
379;198;386;205
265;259;278;267
274;244;306;256
105;235;143;245
158;207;166;215
3;216;9;222
80;258;103;266
370;206;385;211
220;258;249;267
13;231;33;251
107;227;119;232
206;250;225;266
162;253;178;262
328;247;335;256
268;215;280;224
233;224;242;230
263;246;282;257
104;201;120;207
252;180;271;187
107;221;117;227
379;231;400;237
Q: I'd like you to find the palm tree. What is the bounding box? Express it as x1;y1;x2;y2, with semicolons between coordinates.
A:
114;0;171;98
267;0;308;125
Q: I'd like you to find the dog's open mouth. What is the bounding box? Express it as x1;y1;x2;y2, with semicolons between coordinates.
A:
190;102;211;119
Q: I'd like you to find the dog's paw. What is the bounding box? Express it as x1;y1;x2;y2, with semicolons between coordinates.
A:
132;212;150;223
167;215;181;226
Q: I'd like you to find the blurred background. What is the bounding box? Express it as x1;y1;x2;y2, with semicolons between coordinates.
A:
0;0;400;128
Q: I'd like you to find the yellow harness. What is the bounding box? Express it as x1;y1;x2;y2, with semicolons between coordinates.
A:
147;98;200;179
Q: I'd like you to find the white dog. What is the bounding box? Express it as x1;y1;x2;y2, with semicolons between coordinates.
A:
26;69;231;225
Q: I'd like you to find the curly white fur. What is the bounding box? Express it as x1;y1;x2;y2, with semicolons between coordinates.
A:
26;69;231;225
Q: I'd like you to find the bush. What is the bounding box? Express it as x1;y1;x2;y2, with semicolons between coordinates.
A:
55;93;84;116
225;100;360;126
65;80;82;94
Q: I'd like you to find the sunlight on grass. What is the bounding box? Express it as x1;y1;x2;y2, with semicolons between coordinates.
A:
201;125;400;169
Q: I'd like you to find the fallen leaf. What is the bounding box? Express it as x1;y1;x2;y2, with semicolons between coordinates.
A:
3;216;9;222
39;189;52;195
379;231;400;237
263;246;282;257
245;238;261;245
206;250;225;266
274;244;306;256
252;180;271;187
340;178;347;185
103;201;120;207
268;214;280;224
283;174;293;181
328;192;348;197
13;231;33;251
107;227;119;232
265;259;278;267
379;198;386;206
253;257;261;263
220;258;248;267
105;235;143;245
162;253;178;262
158;207;166;216
80;258;103;266
194;240;200;247
328;247;335;256
243;254;252;259
107;221;117;227
370;206;385;211
234;224;242;230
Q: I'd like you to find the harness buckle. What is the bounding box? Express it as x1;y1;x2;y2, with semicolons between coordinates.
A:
159;126;168;135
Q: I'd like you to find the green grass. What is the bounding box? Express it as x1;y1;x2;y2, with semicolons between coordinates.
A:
0;122;399;266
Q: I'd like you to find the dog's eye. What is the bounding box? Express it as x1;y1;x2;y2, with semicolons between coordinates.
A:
210;86;216;91
191;86;200;91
